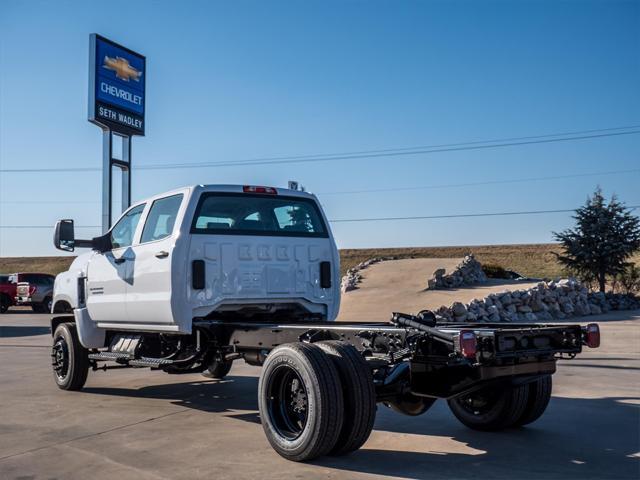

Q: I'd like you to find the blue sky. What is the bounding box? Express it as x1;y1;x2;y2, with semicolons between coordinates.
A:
0;0;638;257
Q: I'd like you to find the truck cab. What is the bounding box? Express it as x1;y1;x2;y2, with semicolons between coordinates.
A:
53;184;340;347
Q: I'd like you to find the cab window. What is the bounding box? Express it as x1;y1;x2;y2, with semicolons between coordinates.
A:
191;193;327;237
110;204;145;249
141;194;183;243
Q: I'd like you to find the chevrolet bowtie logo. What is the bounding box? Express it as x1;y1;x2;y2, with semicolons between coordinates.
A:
103;56;142;82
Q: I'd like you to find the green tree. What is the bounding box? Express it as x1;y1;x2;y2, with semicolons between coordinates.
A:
553;188;640;292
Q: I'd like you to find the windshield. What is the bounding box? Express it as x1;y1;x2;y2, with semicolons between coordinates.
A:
191;193;328;238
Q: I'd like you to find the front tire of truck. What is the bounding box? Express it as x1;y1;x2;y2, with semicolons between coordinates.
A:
258;343;344;462
447;383;530;431
515;375;552;426
51;322;89;391
317;341;376;456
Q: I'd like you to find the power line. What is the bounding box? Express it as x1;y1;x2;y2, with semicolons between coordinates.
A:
3;167;638;205
317;168;640;196
330;206;640;223
1;126;639;173
2;205;638;229
134;125;640;169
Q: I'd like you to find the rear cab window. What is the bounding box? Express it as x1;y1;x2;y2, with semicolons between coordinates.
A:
191;193;328;237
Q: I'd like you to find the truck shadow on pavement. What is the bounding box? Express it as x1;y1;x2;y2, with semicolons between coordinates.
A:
318;396;640;480
0;325;51;337
83;375;261;416
83;377;639;479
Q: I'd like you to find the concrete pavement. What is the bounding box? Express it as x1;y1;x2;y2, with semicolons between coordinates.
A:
1;309;639;479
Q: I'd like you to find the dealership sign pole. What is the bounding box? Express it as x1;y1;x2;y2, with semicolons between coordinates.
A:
88;34;146;233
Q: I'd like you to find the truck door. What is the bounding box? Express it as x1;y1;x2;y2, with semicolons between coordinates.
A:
126;194;184;325
86;203;145;323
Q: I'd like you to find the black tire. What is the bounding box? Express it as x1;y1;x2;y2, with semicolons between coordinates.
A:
0;294;10;313
44;296;53;313
515;375;552;426
258;343;344;462
32;303;45;313
202;357;233;379
317;341;377;455
51;322;89;391
447;383;530;431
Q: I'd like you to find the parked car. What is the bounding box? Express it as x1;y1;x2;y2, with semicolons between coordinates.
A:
10;273;55;313
0;274;17;313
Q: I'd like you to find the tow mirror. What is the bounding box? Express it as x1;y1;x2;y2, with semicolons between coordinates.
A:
54;219;75;252
91;233;112;253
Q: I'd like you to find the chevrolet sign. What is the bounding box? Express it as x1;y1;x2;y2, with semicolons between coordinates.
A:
89;34;146;136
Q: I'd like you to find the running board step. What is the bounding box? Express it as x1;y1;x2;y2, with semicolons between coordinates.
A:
88;352;175;367
129;357;174;367
89;352;132;363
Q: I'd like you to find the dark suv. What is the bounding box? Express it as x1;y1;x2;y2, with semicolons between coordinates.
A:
11;273;55;313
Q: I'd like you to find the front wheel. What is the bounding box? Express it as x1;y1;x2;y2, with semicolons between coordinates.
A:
51;323;89;391
447;383;530;431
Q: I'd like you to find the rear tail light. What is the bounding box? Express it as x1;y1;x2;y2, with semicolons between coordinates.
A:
243;185;277;195
458;330;477;360
29;285;37;295
584;323;600;348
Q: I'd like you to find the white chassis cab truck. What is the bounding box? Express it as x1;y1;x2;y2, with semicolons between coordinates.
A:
50;184;601;461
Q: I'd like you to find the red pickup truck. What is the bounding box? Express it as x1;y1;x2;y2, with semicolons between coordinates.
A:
0;274;17;313
0;273;55;313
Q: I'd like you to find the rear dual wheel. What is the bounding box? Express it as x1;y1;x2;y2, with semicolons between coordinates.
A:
317;341;377;456
447;375;552;431
258;341;376;462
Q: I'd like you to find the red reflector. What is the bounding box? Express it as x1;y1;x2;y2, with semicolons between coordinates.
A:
585;323;600;348
243;185;277;195
459;330;477;359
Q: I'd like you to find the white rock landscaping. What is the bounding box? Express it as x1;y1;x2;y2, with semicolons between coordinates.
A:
427;254;488;290
340;257;387;293
434;278;640;323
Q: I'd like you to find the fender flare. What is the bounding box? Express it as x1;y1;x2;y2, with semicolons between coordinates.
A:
53;293;75;313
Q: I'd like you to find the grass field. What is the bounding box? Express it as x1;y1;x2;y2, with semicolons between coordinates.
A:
0;256;76;276
1;244;568;279
339;243;567;278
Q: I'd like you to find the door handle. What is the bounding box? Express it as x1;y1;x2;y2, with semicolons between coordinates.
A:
114;257;127;264
155;251;169;258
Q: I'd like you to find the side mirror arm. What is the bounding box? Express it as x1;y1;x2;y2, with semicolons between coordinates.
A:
91;234;112;253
